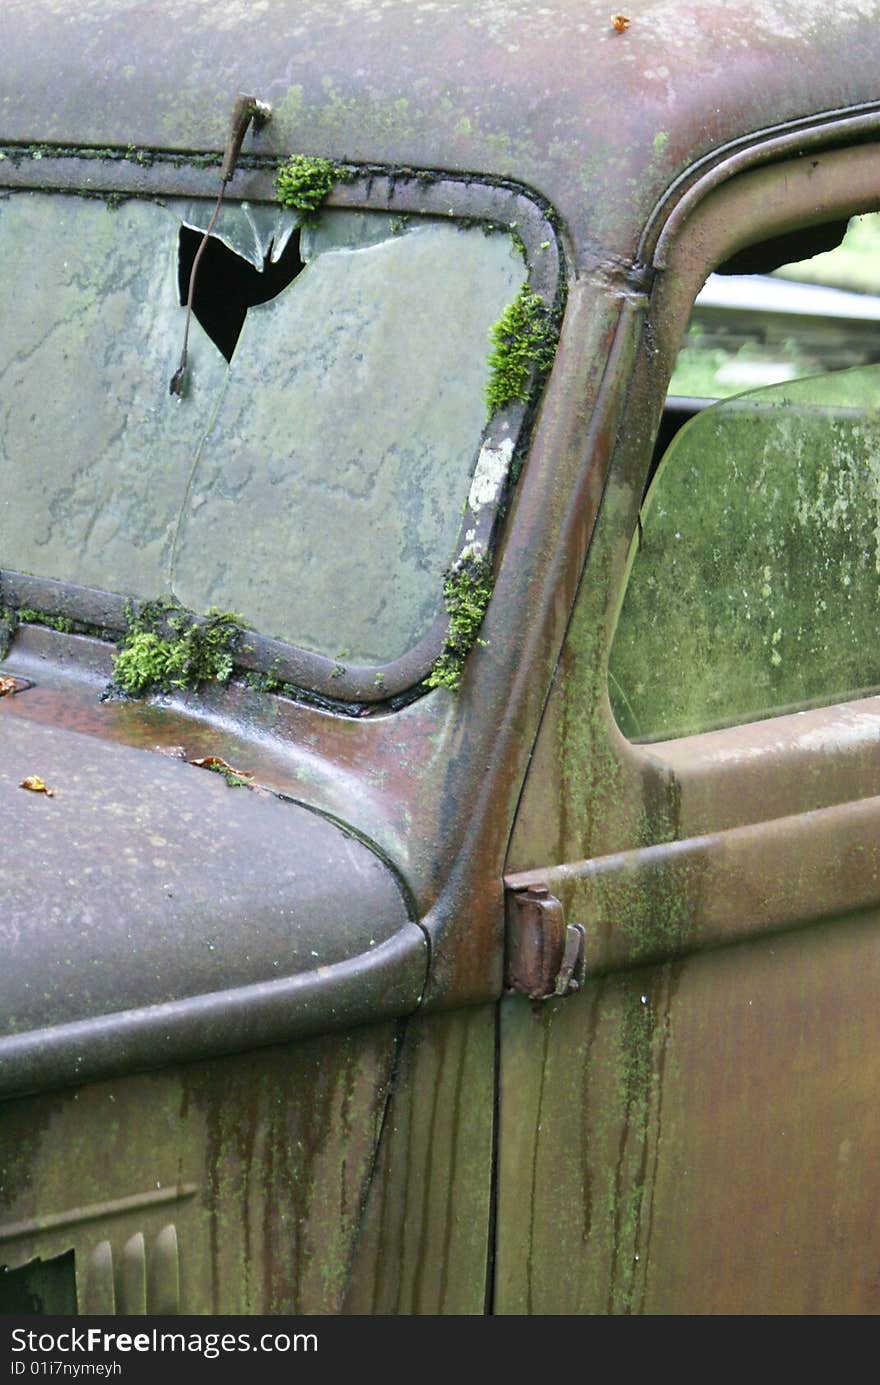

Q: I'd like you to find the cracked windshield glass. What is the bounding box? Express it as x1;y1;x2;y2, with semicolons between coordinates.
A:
0;192;526;666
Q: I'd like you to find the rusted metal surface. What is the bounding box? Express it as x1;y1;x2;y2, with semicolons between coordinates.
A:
506;793;880;976
0;681;426;1096
344;1005;496;1314
507;138;880;877
4;3;877;1026
0;274;637;1014
496;909;880;1313
0;1027;401;1312
1;1008;496;1313
4;0;880;1319
504;884;585;1000
659;696;880;836
4;1;880;270
499;132;880;1313
505;886;567;1000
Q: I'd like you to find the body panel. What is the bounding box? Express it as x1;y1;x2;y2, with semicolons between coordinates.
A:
497;913;880;1314
1;1026;399;1313
498;128;880;1314
344;1006;496;1315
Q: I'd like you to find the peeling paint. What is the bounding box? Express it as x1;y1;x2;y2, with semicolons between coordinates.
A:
467;437;514;512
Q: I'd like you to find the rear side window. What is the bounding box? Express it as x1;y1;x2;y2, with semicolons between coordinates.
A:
609;210;880;742
609;365;880;740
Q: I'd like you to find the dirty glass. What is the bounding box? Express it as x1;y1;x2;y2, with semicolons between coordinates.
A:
609;366;880;741
0;192;525;665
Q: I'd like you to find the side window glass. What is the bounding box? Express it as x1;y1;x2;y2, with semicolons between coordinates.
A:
609;213;880;743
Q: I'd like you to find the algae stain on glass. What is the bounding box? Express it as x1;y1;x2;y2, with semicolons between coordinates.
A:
0;190;527;672
609;366;880;740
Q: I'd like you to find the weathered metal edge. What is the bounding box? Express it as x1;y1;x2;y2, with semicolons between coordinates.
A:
0;923;428;1100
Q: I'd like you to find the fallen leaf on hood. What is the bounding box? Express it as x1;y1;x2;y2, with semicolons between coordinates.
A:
0;676;30;697
20;775;55;797
190;755;254;787
612;13;630;31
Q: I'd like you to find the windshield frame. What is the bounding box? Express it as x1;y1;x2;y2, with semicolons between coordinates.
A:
0;147;562;708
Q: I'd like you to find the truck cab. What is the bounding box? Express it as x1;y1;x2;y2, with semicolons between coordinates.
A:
3;0;880;1314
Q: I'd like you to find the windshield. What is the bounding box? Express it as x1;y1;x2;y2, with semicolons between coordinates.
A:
0;191;526;667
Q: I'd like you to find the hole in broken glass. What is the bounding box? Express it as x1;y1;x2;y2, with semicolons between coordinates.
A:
176;225;305;362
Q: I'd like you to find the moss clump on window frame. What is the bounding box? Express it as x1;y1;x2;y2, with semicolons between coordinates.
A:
110;600;241;697
485;285;557;414
425;553;494;691
275;155;338;215
0;606;17;661
17;608;75;634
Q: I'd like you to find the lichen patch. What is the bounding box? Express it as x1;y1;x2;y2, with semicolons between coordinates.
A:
468;437;514;512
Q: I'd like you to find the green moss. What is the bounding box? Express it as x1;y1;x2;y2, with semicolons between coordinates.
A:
0;606;17;660
13;607;118;644
425;553;493;691
485;285;556;415
244;669;284;694
618;987;654;1110
17;608;75;634
508;222;528;263
124;144;154;168
275;155;338;215
604;979;660;1315
110;601;240;697
202;762;253;789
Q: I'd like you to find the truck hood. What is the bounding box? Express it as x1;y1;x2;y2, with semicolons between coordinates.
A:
0;715;426;1097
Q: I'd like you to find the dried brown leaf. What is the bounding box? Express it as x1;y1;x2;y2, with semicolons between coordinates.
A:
612;13;631;31
20;775;55;797
190;755;254;786
0;676;29;697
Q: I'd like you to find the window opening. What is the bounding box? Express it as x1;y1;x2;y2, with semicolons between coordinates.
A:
647;212;880;495
0;1251;78;1315
610;210;880;742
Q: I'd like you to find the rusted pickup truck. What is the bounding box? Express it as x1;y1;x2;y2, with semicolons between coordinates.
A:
3;0;880;1316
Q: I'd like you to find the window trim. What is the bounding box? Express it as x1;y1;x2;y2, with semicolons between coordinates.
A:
584;135;880;844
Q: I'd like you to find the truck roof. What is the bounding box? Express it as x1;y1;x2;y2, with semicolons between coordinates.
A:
4;0;880;268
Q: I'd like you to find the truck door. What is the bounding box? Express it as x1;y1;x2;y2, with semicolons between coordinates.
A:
495;138;880;1314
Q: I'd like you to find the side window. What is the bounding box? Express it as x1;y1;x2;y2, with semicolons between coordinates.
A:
609;212;880;742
